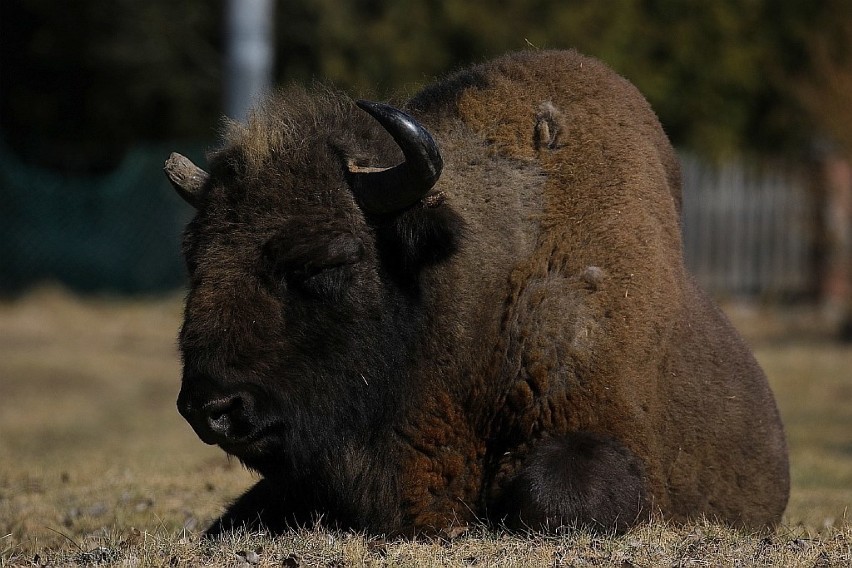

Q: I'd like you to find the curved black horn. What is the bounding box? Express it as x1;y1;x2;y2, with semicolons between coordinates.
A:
350;100;443;215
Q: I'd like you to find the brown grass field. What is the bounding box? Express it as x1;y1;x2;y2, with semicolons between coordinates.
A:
1;287;851;566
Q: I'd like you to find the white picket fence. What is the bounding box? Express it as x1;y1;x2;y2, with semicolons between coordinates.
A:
679;155;816;298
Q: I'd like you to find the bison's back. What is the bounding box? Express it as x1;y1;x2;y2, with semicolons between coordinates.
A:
410;50;788;528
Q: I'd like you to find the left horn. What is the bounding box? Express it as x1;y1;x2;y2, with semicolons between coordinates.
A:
164;152;209;209
349;101;443;215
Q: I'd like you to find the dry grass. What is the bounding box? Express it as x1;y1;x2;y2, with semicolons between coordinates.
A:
1;288;850;566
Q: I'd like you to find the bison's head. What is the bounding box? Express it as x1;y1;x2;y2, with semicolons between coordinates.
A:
165;91;462;479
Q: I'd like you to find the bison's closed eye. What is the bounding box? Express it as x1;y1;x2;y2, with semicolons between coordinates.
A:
263;232;363;300
295;264;353;300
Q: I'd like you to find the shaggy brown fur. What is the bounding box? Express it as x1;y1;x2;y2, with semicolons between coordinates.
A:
171;50;789;537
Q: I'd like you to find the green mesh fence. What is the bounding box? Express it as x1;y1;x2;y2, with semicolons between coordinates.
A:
0;142;205;295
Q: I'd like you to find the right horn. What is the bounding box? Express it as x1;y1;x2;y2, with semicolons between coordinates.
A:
349;101;443;215
164;152;209;209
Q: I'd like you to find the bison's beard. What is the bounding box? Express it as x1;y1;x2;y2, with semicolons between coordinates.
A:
221;365;408;480
220;383;407;532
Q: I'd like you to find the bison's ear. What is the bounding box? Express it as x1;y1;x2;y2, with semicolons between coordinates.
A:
373;196;464;274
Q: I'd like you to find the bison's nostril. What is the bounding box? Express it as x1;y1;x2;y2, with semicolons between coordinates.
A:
207;409;232;436
202;396;242;440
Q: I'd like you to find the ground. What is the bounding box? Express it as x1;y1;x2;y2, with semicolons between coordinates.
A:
0;287;850;566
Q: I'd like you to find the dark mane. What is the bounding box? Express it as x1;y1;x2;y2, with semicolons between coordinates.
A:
209;86;362;180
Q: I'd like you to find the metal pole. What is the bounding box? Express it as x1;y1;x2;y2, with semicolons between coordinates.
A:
225;0;275;122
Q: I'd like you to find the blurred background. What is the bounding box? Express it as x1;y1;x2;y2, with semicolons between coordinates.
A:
1;0;852;334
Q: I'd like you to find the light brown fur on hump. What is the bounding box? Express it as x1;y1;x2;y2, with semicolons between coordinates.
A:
446;50;786;525
441;50;682;513
455;50;685;409
456;50;682;210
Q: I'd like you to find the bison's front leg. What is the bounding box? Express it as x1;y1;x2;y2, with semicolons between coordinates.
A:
492;432;649;533
205;478;309;538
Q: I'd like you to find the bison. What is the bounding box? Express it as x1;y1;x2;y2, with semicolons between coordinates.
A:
165;50;789;537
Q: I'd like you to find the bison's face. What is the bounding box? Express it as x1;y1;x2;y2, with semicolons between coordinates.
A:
166;98;462;475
